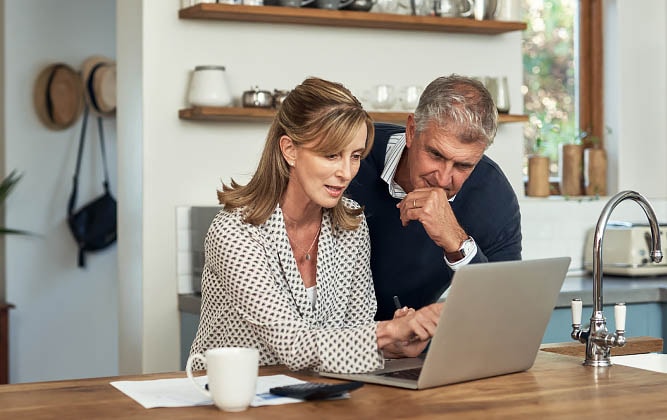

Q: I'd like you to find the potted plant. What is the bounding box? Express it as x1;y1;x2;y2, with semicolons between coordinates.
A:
0;170;28;235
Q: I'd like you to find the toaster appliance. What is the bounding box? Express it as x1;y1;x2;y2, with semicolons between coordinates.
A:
583;221;667;276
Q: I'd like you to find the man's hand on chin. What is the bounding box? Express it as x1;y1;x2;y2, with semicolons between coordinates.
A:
397;187;467;250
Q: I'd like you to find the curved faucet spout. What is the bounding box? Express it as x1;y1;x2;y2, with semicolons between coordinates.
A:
592;190;663;313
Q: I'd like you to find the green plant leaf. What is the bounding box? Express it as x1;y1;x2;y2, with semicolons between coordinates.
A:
0;170;22;204
0;169;31;236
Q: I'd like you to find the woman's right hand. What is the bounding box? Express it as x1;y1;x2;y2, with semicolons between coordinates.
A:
376;302;444;350
391;302;442;342
392;306;414;320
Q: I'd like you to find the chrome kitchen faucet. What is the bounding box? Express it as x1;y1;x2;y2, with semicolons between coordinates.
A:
570;190;663;367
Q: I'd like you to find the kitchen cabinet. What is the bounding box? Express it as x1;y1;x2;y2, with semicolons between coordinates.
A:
543;302;666;350
178;106;529;124
180;311;199;368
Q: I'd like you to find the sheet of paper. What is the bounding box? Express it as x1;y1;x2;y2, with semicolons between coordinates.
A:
612;353;667;374
110;374;308;409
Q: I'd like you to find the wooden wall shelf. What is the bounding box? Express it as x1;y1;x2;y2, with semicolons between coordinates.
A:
178;4;527;35
179;106;529;125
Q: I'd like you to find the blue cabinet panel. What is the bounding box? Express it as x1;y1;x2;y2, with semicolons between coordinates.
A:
543;302;665;352
180;312;200;369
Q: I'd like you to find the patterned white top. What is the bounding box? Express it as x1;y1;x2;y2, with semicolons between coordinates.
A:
189;197;384;374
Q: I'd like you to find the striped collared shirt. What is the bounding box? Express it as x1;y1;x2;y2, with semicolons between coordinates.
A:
380;133;408;199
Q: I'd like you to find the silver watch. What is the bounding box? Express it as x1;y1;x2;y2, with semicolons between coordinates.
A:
445;237;475;263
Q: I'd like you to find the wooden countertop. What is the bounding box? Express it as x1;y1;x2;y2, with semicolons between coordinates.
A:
2;351;667;419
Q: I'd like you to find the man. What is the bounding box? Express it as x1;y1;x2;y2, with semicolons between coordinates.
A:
347;74;522;321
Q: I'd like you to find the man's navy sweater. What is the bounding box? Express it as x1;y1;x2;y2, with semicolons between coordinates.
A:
347;123;522;320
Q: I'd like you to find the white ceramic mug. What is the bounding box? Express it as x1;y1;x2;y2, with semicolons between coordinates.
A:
473;0;497;20
186;347;259;412
436;0;473;17
496;0;519;21
485;76;510;113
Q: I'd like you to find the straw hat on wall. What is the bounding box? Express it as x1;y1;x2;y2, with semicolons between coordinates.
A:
81;55;116;117
33;63;85;130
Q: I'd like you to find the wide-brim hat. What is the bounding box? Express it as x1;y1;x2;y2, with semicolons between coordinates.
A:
33;63;85;130
81;55;116;117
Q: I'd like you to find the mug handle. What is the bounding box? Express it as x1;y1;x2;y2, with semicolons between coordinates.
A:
186;353;211;398
461;0;474;17
338;0;355;8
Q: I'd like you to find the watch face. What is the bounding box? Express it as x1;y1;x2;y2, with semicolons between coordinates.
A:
461;238;475;256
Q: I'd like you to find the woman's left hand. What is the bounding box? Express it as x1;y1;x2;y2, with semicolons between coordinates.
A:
382;338;430;358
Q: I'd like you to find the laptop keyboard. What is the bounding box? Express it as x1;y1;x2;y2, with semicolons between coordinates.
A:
380;367;422;380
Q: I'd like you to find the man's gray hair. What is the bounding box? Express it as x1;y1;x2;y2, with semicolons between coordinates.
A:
413;74;498;148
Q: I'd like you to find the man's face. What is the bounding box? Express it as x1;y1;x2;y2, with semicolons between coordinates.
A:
405;118;486;199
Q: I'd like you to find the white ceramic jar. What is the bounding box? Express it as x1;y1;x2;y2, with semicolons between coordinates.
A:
188;65;233;107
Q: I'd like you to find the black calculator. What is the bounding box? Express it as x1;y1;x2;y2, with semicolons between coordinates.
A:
269;381;364;400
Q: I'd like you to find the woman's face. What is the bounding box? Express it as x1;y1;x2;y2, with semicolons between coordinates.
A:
284;124;368;209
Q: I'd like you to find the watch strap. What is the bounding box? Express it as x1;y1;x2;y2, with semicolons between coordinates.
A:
445;249;464;262
445;237;473;263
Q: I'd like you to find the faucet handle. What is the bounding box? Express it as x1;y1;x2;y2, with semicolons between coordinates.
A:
615;302;626;331
571;298;582;326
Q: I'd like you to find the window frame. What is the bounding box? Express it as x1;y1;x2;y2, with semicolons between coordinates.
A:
538;0;604;195
578;0;604;148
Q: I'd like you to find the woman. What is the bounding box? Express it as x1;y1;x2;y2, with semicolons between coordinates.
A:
190;77;441;374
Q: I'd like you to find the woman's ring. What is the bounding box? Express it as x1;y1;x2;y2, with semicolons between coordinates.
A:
413;199;417;209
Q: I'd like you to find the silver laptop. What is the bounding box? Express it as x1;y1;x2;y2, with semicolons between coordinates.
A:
320;257;571;389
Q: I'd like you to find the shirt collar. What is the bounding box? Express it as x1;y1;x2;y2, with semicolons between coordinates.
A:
380;133;407;199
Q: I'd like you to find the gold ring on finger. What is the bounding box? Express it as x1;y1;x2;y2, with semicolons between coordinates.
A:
413;199;417;209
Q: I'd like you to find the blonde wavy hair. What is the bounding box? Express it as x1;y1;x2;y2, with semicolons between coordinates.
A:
218;77;374;231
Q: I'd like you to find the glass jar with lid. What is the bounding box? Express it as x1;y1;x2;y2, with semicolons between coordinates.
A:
187;65;233;107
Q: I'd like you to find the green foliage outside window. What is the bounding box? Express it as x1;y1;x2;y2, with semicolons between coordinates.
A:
521;0;577;176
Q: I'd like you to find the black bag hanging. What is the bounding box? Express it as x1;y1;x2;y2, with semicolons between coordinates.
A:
67;105;117;268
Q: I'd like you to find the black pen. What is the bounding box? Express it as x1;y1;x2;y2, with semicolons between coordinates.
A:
393;295;402;310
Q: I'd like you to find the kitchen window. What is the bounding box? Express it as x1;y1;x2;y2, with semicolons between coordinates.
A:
521;0;603;193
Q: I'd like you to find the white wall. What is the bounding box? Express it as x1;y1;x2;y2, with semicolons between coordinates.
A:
116;0;144;377
607;0;667;197
3;0;667;383
2;0;117;383
116;0;523;375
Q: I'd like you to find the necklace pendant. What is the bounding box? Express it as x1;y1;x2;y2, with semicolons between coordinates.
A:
305;253;311;261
